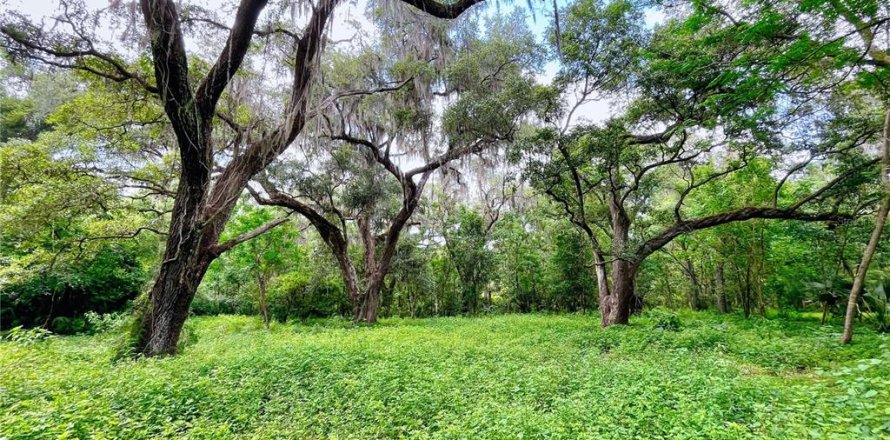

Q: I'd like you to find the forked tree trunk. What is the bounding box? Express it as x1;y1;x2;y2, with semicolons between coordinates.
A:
335;251;361;309
601;194;646;326
842;109;890;344
130;0;340;356
354;221;406;323
134;162;214;355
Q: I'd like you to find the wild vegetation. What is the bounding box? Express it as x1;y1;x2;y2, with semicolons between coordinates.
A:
1;0;889;437
2;313;889;439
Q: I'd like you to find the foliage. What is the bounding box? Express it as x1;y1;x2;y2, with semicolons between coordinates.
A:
1;313;888;439
641;308;683;331
198;204;301;322
0;244;148;331
2;325;52;344
83;311;129;334
443;208;495;314
267;272;349;321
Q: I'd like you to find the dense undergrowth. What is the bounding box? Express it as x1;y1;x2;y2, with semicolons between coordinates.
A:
1;311;888;439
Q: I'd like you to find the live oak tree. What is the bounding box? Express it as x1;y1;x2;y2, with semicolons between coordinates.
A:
252;12;552;322
1;0;484;355
523;0;885;326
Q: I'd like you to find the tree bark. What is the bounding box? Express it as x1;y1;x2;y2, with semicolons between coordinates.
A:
603;260;638;326
354;184;424;323
136;250;213;356
1;0;482;356
257;269;270;330
131;0;342;356
842;109;890;344
716;262;729;313
601;196;636;326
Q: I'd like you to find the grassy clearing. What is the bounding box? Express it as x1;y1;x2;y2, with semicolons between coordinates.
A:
1;312;888;439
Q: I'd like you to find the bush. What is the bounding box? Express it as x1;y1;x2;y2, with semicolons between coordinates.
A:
84;311;128;334
2;314;888;439
191;294;253;316
0;245;147;330
268;272;349;321
3;325;53;344
642;308;682;331
51;316;87;335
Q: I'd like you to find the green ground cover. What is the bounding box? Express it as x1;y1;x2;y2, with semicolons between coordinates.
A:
1;312;888;439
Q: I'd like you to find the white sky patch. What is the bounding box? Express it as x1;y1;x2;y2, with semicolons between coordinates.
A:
4;0;375;45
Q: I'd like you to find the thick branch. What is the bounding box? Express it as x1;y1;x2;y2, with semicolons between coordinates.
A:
194;0;269;119
140;0;206;173
396;0;484;19
406;140;487;177
333;134;406;184
0;24;158;93
786;158;879;210
208;214;289;257
636;207;849;261
250;183;348;250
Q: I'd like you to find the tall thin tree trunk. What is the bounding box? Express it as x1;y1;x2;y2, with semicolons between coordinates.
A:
716;262;729;313
741;264;751;319
842;109;890;344
754;223;766;316
664;267;675;309
591;246;611;316
258;274;270;330
685;257;703;310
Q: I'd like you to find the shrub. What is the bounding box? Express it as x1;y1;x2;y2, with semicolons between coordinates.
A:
84;311;128;334
268;272;349;321
0;245;147;330
51;316;87;335
642;308;682;331
3;325;53;344
191;293;252;316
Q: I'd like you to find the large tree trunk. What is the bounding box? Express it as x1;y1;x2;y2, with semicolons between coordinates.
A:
136;247;213;356
130;0;339;356
602;260;638;326
334;251;361;310
133;151;215;355
352;177;428;323
354;223;404;323
601;197;638;326
842;109;890;344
